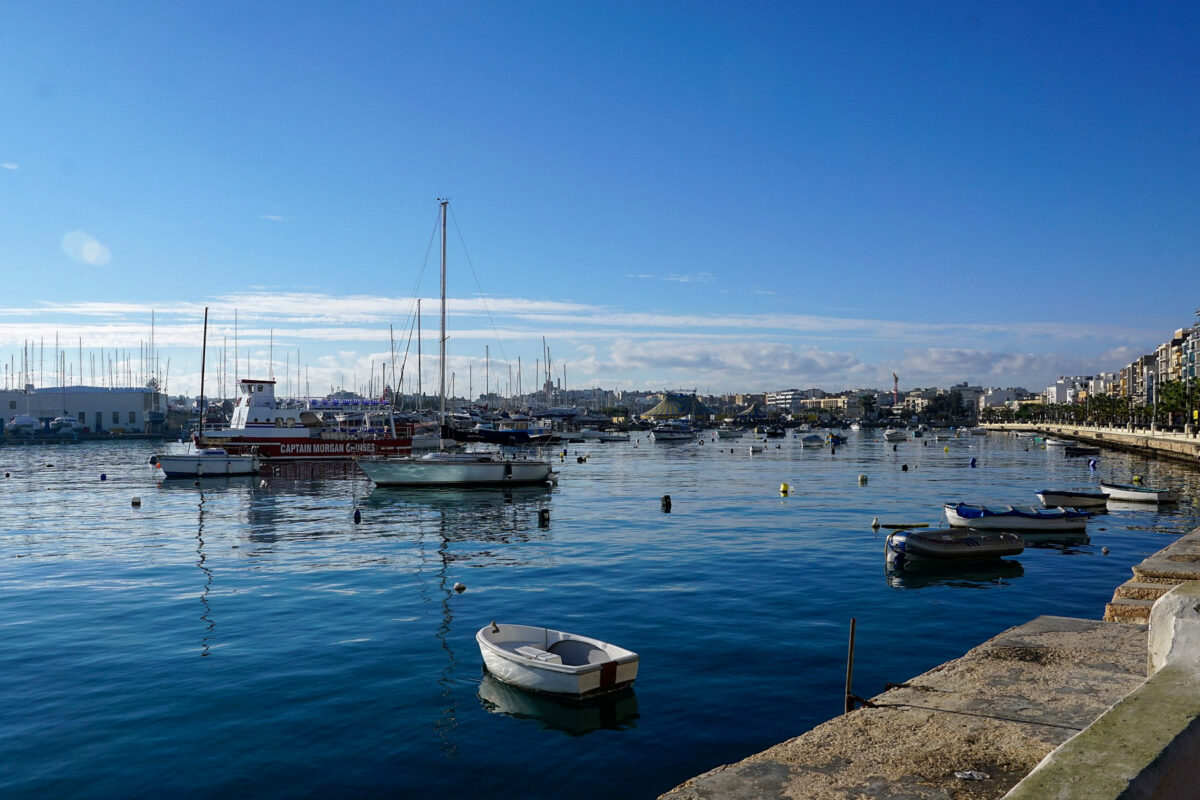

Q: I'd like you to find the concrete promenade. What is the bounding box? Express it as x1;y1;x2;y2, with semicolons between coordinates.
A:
986;422;1200;466
660;427;1200;799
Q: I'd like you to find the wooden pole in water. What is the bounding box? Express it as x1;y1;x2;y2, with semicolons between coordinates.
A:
844;617;857;714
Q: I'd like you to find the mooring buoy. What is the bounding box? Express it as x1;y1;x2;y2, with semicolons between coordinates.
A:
131;497;142;507
100;474;107;481
780;482;790;495
661;494;672;512
453;582;466;593
858;474;868;485
538;508;550;526
353;509;362;524
871;517;880;528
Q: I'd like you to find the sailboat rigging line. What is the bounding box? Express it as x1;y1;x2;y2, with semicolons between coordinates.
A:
446;203;509;363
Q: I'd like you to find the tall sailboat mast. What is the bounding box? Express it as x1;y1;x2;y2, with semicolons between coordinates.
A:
438;199;448;431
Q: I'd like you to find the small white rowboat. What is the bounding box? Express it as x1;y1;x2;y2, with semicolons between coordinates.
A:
476;623;639;698
1100;482;1181;504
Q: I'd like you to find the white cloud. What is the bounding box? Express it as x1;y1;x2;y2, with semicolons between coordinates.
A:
61;231;112;266
259;214;286;222
1;162;17;170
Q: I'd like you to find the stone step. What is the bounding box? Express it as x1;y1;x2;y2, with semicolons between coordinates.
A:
1113;580;1174;601
1104;597;1155;624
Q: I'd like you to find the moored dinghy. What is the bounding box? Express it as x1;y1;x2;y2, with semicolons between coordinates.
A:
944;502;1092;531
1037;489;1109;508
1099;481;1181;504
477;622;639;698
886;529;1023;570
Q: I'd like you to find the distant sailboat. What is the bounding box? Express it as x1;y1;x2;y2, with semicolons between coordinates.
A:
357;200;554;487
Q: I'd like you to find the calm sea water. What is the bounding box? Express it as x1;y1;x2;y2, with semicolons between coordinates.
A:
2;432;1198;798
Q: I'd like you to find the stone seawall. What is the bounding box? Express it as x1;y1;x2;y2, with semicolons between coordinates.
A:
662;529;1200;800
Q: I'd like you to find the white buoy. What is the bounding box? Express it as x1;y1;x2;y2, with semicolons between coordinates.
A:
1102;546;1110;555
871;516;880;528
858;474;868;485
453;582;466;593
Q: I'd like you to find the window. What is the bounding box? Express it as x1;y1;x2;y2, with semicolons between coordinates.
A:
7;401;14;410
128;411;136;423
113;411;119;424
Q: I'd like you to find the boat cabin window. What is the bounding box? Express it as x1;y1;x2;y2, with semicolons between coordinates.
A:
275;417;284;427
257;385;264;392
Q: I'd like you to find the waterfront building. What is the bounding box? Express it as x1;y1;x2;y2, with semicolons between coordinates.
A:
1;384;168;435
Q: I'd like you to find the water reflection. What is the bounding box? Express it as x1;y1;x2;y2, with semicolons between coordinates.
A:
477;672;639;736
396;486;554;757
194;489;215;657
886;559;1024;589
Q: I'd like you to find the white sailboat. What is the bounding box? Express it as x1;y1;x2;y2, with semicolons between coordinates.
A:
357;200;553;487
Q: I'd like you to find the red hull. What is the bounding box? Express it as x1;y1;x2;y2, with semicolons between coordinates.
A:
195;434;412;460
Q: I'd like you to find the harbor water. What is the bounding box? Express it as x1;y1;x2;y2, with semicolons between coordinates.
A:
2;432;1198;798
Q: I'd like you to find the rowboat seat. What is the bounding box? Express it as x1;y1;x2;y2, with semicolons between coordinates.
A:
514;645;562;664
548;639;609;666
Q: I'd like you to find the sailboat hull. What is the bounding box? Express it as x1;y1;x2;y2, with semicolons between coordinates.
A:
358;454;553;486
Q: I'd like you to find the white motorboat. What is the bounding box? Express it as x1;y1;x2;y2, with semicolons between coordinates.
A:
883;428;907;442
968;426;988;436
4;414;40;435
886;529;1024;569
944;502;1092;531
594;431;630;442
649;421;694;442
1099;481;1181;504
1037;489;1109;508
355;201;552;486
476;622;639;698
155;448;261;478
716;427;745;439
799;434;825;447
50;416;82;434
1043;437;1072;447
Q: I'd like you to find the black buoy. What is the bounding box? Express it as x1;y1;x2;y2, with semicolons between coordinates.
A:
661;494;672;512
970;458;977;468
538;508;550;527
353;508;362;524
901;464;908;472
100;474;107;481
892;444;898;452
831;446;836;455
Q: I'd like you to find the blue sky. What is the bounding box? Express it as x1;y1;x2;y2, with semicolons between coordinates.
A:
2;2;1197;398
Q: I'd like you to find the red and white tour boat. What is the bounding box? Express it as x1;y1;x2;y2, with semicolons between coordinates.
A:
195;378;412;461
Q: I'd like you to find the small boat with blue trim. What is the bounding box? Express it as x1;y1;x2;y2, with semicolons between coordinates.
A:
944;502;1092;531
